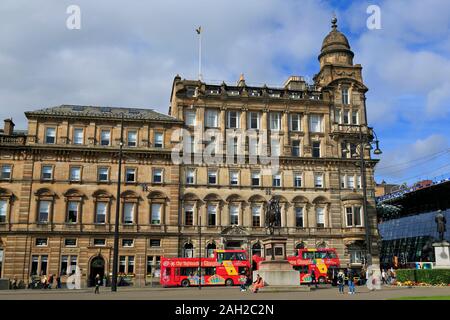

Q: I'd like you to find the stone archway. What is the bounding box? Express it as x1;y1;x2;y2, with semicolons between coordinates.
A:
89;255;105;287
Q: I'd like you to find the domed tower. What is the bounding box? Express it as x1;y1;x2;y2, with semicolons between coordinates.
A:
318;16;354;68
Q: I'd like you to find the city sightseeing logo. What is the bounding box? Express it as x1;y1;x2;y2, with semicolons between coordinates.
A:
171;127;280;174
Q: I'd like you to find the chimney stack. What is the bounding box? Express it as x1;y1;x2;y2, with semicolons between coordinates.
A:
4;119;15;136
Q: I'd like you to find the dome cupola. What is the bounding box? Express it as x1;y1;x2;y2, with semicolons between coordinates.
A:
318;16;354;67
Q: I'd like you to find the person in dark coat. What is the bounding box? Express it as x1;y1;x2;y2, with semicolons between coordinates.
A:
94;274;101;294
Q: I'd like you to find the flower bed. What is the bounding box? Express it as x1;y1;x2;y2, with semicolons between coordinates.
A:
396;269;450;286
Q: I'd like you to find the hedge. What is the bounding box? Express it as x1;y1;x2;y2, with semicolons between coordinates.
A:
396;269;450;285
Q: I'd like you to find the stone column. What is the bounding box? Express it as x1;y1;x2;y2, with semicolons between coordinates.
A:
287;204;295;228
282;111;289;156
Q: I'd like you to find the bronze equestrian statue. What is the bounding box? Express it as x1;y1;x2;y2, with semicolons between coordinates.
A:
435;210;447;242
265;198;281;235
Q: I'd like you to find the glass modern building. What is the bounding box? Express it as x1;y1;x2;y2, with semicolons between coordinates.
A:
377;178;450;269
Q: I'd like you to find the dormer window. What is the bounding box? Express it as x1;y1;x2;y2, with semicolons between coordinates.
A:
249;90;260;97
207;88;219;95
290;92;302;99
186;87;196;97
228;90;240;96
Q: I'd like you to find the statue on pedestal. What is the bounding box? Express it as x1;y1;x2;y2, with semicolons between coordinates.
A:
435;210;447;242
265;198;281;235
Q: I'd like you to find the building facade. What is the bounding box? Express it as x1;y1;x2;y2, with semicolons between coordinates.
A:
0;18;380;287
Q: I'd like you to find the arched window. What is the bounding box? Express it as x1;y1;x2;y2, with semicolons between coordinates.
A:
294;242;305;256
206;243;216;258
252;243;262;257
183;243;194;258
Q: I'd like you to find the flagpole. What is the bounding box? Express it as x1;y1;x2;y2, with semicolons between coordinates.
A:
197;26;202;81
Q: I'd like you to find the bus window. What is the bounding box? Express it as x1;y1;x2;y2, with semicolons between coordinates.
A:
180;267;197;276
315;251;328;259
204;267;215;276
217;252;247;261
326;251;337;259
238;266;247;275
302;252;315;260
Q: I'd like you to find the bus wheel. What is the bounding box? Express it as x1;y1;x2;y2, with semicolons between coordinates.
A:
181;279;190;287
318;276;326;285
225;279;234;286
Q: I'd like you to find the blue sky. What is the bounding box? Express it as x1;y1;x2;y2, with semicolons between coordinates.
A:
0;0;449;185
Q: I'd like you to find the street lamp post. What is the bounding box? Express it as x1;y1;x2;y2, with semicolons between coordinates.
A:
344;124;382;268
198;214;202;290
111;113;125;292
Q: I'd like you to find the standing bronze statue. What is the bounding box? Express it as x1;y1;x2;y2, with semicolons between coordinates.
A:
265;198;281;235
435;210;447;242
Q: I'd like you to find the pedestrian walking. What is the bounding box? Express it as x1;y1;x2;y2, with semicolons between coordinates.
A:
56;276;61;289
94;274;101;294
47;274;54;289
381;269;387;285
310;269;318;288
347;269;355;294
337;269;345;294
239;272;247;292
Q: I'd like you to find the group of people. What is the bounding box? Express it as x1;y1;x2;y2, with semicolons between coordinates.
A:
239;271;264;293
381;268;397;285
28;274;62;289
336;268;356;294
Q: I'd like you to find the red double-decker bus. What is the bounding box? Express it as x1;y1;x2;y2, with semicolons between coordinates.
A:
160;250;250;287
288;248;340;284
253;248;340;285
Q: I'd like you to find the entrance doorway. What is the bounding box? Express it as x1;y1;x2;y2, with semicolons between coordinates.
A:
89;256;105;287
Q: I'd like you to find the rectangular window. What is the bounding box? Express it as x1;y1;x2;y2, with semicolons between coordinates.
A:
126;168;136;183
207;205;216;226
41;165;53;180
122;239;134;247
357;176;362;189
40;256;48;275
45;128;56;144
294;173;302;188
67;201;79;223
347;175;355;189
150;239;161;247
269;112;281;130
151;203;162;225
309;115;323;132
123;203;135;224
154;132;163;148
38;201;51;223
0;200;7;223
64;238;77;247
314;173;323;188
208;170;217;185
128;131;137;147
94;239;106;246
1;165;12;180
186;168;195;184
60;256;68;276
70;167;81;182
185;110;196;126
335;108;341;123
70;256;77;272
95;202;107;224
205;109;218;127
98;167;109;182
229;205;239;225
227;111;240;128
73;128;84;145
146;256;161;276
184;204;194;226
248;112;260;129
119;256;126;273
295;207;304;227
312;141;321;158
252;206;261;227
271;138;280;156
346;207;353;227
31;256;39;276
352;110;359;124
340;175;346;188
251;171;260;186
354;206;362;226
342;88;350;105
343;110;350;124
229;171;239;186
316;207;325;228
272;173;281;187
292;140;300;156
341;142;348;158
153;169;163;184
290;114;301;131
35;238;48;246
100;130;111;146
350;144;357;158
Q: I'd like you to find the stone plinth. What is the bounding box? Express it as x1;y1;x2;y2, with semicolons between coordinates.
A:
253;236;299;286
433;241;450;269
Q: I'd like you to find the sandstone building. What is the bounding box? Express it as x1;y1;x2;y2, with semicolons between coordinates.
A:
0;18;380;286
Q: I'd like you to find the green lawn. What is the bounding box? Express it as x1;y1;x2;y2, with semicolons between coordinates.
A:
389;296;450;300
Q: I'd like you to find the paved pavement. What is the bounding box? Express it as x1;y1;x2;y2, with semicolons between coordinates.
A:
0;285;449;300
